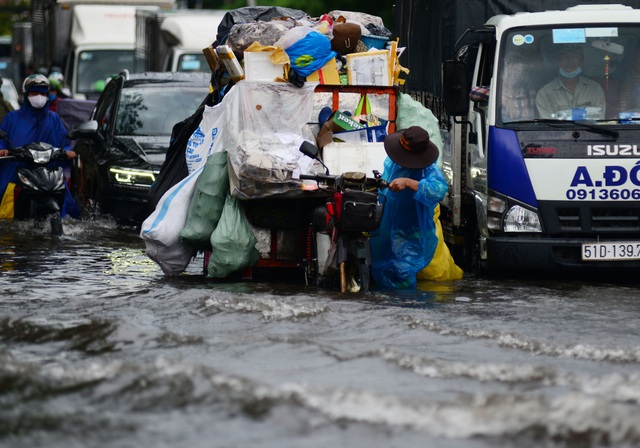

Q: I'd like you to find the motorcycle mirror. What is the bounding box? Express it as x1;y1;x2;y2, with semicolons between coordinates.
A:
299;141;319;159
299;141;330;175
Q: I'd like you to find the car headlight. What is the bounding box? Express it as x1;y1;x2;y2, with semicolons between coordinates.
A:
108;167;156;188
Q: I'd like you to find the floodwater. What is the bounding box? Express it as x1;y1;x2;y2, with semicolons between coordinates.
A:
2;218;640;448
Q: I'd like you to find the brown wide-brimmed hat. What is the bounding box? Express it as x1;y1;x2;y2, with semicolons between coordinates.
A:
383;126;439;169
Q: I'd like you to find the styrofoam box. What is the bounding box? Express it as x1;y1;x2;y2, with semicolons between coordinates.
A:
323;142;387;176
244;51;285;82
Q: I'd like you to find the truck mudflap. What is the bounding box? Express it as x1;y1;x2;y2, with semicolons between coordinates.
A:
486;236;640;273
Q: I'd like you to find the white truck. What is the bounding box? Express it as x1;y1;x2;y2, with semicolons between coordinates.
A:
31;0;176;99
396;1;640;275
134;9;227;72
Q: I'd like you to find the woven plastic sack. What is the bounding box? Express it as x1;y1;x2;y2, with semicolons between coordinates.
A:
284;29;337;77
208;195;260;279
180;151;230;250
140;167;202;276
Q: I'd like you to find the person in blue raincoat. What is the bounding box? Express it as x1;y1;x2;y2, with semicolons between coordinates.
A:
0;74;79;218
370;126;448;289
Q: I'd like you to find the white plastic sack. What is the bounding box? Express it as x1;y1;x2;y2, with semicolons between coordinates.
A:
140;167;203;275
201;81;323;198
185;102;224;174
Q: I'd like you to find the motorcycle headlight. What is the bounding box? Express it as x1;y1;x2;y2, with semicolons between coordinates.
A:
503;205;542;232
108;167;156;188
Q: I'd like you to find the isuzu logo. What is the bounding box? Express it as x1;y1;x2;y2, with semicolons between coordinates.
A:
588;145;640;156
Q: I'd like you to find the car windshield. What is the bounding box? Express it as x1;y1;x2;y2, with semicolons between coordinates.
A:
77;50;135;95
115;85;205;136
498;24;640;125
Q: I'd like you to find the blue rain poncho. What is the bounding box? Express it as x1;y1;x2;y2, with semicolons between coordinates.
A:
370;157;448;289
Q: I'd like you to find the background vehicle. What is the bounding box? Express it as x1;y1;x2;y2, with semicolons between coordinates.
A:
396;0;640;275
71;70;210;225
30;0;176;99
0;35;11;79
0;130;70;236
135;9;227;72
1;77;20;110
299;142;387;293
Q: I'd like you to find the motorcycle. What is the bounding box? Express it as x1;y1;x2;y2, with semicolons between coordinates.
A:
0;130;70;236
299;141;388;293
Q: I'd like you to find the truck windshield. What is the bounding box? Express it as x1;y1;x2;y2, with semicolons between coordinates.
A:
498;25;640;125
176;54;208;72
77;50;135;98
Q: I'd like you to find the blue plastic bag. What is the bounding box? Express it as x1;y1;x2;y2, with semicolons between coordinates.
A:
285;30;337;78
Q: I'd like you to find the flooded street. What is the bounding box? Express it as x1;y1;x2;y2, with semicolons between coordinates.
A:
2;219;640;448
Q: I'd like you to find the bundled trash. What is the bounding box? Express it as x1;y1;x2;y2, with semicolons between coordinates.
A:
203;7;407;89
142;7;447;280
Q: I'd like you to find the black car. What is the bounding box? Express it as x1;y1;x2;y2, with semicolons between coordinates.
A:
71;70;210;224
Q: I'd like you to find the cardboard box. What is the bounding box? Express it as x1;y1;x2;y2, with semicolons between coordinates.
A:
307;58;340;85
323;142;387;175
346;50;391;86
331;111;365;131
333;125;387;144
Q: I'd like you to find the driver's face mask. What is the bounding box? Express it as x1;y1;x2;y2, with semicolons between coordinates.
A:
28;94;48;109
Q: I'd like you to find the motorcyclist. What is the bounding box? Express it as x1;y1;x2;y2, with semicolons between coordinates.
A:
0;74;78;218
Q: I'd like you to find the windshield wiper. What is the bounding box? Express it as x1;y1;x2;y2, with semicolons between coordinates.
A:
503;119;619;138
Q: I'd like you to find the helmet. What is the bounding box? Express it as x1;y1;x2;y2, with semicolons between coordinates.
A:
49;78;62;91
22;74;50;94
49;70;64;83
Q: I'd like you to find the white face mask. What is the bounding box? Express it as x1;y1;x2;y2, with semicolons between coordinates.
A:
28;95;48;109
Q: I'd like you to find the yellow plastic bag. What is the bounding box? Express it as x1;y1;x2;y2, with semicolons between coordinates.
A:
0;182;15;219
417;205;464;281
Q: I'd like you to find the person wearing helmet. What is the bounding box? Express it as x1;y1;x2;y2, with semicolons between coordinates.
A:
48;77;62;112
0;74;78;218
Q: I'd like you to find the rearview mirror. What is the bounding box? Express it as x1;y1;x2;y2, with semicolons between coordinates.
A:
69;120;98;140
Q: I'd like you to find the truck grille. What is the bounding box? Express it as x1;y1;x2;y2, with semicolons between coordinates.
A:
542;203;640;234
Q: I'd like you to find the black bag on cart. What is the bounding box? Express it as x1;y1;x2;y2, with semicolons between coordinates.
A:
148;96;209;211
340;190;384;232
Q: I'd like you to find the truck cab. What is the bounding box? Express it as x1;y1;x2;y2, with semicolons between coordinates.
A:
442;5;640;274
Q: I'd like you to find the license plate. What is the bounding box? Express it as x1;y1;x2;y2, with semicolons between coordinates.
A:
581;242;640;261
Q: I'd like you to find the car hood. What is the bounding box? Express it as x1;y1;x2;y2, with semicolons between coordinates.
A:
115;136;171;168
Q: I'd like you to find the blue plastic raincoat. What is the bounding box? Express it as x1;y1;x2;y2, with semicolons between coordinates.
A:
370;157;449;289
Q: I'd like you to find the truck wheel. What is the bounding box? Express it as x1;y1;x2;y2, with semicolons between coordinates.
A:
468;228;487;277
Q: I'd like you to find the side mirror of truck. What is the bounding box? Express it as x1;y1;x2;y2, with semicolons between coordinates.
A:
443;60;470;116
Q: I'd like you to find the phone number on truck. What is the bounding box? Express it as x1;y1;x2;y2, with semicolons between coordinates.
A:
566;188;640;200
